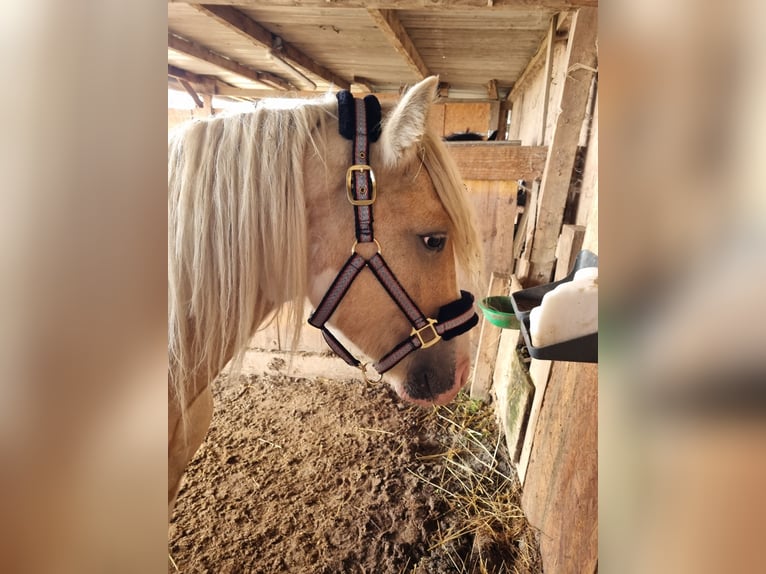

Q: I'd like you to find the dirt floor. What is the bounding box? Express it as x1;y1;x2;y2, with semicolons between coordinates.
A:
169;371;541;573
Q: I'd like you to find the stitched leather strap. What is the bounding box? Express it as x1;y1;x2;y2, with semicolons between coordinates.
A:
352;99;374;243
373;291;478;374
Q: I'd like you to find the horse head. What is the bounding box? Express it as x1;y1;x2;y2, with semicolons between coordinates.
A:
304;77;481;406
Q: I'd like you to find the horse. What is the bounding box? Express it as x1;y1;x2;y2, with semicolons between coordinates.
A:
167;76;482;514
444;129;499;141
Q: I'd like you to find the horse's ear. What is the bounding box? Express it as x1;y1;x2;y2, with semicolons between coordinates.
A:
379;76;439;167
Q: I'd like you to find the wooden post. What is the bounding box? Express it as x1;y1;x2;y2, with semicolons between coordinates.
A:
202;93;214;116
524;7;598;285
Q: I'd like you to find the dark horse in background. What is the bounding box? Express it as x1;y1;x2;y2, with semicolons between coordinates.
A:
444;129;499;142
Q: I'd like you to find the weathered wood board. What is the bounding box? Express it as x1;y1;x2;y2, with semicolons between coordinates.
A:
493;335;534;462
465;179;517;284
521;360;598;574
469;272;511;401
554;223;586;281
446;143;547;181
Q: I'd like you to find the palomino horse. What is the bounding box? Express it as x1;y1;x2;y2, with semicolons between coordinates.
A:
168;77;482;513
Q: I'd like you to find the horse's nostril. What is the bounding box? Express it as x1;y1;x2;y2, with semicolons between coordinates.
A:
404;360;454;401
455;360;470;389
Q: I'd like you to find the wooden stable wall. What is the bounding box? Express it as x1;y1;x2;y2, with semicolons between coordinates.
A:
482;8;598;574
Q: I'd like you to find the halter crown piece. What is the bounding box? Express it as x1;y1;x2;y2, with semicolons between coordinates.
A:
308;92;479;381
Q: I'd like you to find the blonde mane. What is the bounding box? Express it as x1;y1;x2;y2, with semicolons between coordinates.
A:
168;94;481;426
419;131;482;288
168;96;336;417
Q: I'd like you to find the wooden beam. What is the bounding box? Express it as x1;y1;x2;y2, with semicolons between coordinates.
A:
487;79;499;100
445;143;547;181
191;4;350;89
177;78;204;108
367;9;430;79
352;76;375;92
168;33;291;90
168;65;217;97
214;84;403;103
168;64;205;85
524;7;598;285
267;53;317;90
173;1;598;9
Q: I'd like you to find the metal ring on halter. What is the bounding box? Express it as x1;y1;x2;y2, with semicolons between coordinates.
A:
359;362;384;383
351;239;382;255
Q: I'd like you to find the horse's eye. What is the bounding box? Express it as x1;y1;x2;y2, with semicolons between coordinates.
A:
420;234;446;252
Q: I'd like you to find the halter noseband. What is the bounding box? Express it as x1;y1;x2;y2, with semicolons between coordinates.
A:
308;92;478;380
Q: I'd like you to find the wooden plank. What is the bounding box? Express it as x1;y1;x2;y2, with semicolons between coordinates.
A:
514;178;540;279
175;1;600;10
168;33;292;90
494;343;534;462
576;89;598;230
367;9;430;79
469;272;511;401
553;224;585;281
521;361;598;573
466;179;517;281
192;4;351;89
539;13;557;144
516;357;551;484
524;7;597;285
445;143;547;181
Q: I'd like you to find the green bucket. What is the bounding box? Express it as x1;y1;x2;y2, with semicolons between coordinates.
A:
477;296;521;329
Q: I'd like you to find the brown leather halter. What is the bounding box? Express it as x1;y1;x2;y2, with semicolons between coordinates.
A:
308;92;478;381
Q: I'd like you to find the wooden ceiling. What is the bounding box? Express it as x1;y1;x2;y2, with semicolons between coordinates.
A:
168;0;597;102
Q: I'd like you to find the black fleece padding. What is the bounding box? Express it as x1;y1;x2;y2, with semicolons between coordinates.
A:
336;90;356;140
337;91;382;143
363;95;382;142
437;291;479;341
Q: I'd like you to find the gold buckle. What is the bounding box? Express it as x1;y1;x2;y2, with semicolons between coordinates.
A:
411;319;441;349
346;165;377;206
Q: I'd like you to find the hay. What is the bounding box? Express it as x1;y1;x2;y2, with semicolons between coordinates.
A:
409;392;542;574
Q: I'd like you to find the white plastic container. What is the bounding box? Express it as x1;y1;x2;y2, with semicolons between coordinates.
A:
529;268;598;348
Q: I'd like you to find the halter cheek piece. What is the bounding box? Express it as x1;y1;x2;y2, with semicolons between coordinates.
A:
308;92;479;380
